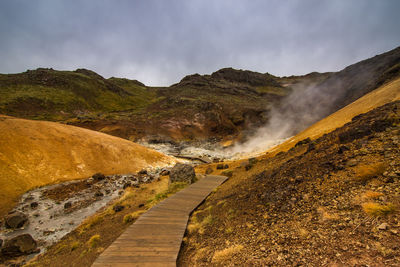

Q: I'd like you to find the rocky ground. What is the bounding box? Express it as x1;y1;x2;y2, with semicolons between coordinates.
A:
0;169;163;266
178;101;400;266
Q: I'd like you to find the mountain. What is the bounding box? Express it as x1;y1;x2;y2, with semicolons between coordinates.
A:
0;47;399;144
0;115;175;217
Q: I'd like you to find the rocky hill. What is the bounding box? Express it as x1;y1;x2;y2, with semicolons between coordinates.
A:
179;100;400;266
1;46;399;144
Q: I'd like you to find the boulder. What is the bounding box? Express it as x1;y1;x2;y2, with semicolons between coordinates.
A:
216;164;229;170
5;212;28;229
92;173;105;181
113;205;125;212
138;169;147;175
160;169;170;176
205;167;213;174
1;234;37;256
169;163;196;184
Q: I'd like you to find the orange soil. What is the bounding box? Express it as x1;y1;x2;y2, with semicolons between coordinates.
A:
0;116;175;217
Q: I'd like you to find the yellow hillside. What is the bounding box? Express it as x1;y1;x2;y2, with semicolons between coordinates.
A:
0;116;176;216
269;77;400;154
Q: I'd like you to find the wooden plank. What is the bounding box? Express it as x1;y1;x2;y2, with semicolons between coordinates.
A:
92;175;227;267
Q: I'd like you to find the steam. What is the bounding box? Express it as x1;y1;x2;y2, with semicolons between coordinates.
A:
228;76;345;156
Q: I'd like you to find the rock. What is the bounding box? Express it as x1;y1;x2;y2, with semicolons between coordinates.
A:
260;246;266;252
295;137;311;147
338;145;350;154
169;163;196;184
30;202;38;209
64;202;72;209
245;163;253;171
216;164;229;170
377;223;389;230
248;158;258;165
113;205;124;212
94;191;104;197
138;169;147;175
92;173;105;181
205;167;213;174
5;212;28;229
160;169;170;176
138;203;145;208
0;239;3;248
123;182;131;189
1;234;37;256
346;159;358;167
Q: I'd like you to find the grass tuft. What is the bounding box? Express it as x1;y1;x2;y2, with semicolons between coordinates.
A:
87;234;101;249
211;245;244;263
362;202;396;216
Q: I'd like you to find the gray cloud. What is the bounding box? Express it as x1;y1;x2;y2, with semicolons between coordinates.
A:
0;0;399;86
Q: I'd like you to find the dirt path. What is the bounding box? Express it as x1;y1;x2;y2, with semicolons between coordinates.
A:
92;175;227;267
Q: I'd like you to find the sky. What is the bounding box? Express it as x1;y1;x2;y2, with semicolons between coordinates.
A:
0;0;399;86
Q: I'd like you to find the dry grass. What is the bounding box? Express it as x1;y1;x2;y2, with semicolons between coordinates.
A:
123;210;145;224
317;207;339;222
87;235;101;249
362;191;384;200
362;202;396;217
355;163;386;183
70;241;80;251
211;245;244;263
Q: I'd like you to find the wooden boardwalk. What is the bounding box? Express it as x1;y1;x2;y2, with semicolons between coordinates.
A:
92;175;227;267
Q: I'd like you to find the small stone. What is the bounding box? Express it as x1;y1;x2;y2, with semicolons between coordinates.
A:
64;202;72;209
377;223;389;230
260;246;266;252
205;167;213;175
216;164;225;170
30;202;39;209
138;169;148;175
346;159;358;167
113;205;125;212
92;173;106;181
160;169;170;176
138;203;145;208
95;191;104;197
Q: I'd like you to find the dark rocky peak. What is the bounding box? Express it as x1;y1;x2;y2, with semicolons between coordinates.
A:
74;68;105;80
108;77;146;87
211;67;279;87
176;73;211;87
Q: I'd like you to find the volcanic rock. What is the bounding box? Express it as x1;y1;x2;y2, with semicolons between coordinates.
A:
169;163;196;184
113;205;125;212
1;234;37;256
5;212;28;229
205;167;213;174
92;173;105;181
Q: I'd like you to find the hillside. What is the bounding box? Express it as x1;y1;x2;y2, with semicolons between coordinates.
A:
179;100;400;266
0;116;175;217
1;46;399;144
268;76;400;156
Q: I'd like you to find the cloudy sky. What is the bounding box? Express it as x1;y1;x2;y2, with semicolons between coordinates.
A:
0;0;399;86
